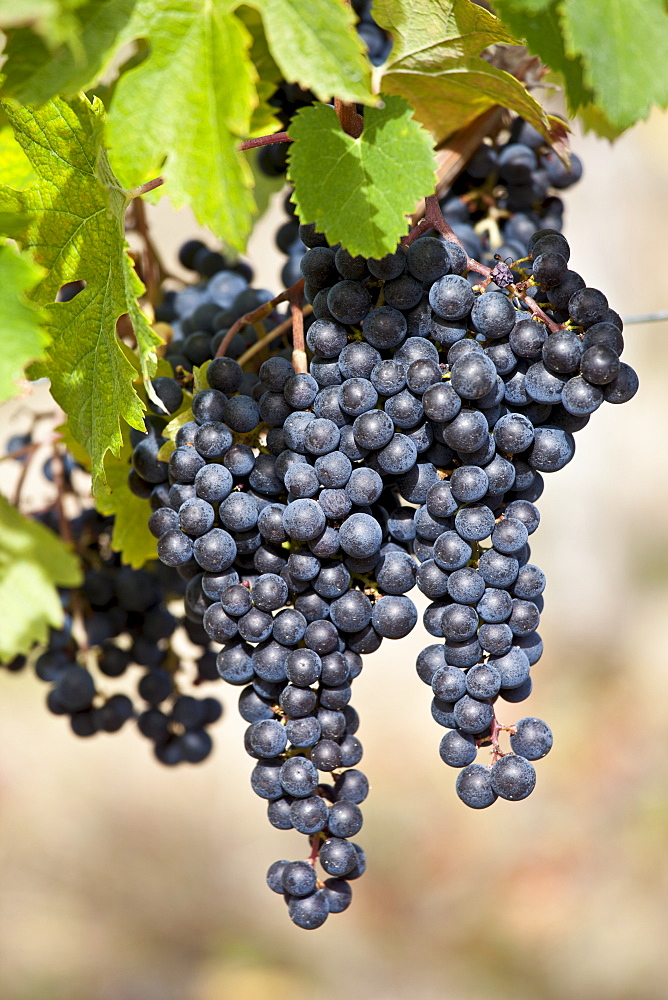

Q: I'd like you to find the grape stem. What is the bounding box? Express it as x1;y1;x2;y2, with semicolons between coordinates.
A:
131;197;168;305
477;713;505;763
232;307;316;378
214;279;306;359
307;833;323;866
236;95;364;153
411;109;505;221
3;442;36;467
50;447;76;550
333;3;364;140
289;284;307;373
510;282;562;333
237;131;292;150
402;195;487;270
127;175;164;199
7;410;61;508
11;441;42;509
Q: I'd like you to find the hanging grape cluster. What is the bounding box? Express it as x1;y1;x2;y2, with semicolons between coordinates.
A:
140;183;636;924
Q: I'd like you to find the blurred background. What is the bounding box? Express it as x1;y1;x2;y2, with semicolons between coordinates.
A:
0;108;667;1000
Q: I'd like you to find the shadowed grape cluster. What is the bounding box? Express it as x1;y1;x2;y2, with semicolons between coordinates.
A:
3;503;222;760
439;117;583;266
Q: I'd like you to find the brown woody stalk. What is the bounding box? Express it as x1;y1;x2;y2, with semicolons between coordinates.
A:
235;306;314;369
214;280;306;359
334;98;363;138
289;285;307;373
132;198;166;305
411;108;506;224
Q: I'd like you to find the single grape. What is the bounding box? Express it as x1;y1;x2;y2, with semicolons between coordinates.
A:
490;754;536;800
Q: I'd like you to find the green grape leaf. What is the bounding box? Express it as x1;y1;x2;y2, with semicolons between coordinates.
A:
107;0;257;252
0;95;162;492
560;0;668;131
576;102;622;141
0;241;48;403
287;96;436;259
0;495;82;663
494;0;668;133
493;0;593;115
1;0;137;106
380;57;563;146
0;126;37;187
247;0;374;105
373;0;563;146
0;0;88;45
236;4;282;86
0;212;30;238
95;427;157;568
194;360;211;392
373;0;519;64
237;7;282;137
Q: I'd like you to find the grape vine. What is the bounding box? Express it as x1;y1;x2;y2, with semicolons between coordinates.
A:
0;0;652;933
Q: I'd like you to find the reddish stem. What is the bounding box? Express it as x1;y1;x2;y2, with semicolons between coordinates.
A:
307;835;322;866
476;714;505;763
515;293;562;333
289;286;307;374
132;198;165;305
128;176;164;199
237;131;292;150
235;305;313;370
403;196;492;277
51;448;75;548
214;280;305;359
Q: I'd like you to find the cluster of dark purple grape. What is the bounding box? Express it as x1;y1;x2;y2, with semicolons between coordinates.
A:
441;117;582;265
2;503;223;760
154;238;292;370
144;215;637;924
297;224;637;812
146;352;389;930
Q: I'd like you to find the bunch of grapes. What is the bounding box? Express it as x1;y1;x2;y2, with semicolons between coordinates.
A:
142;204;636;925
2;441;223;762
153;240;290;369
440;117;582;265
140;351;385;929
